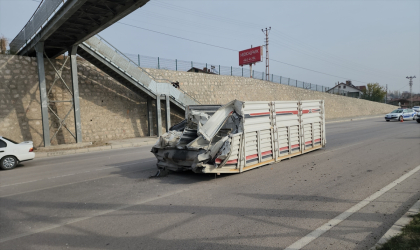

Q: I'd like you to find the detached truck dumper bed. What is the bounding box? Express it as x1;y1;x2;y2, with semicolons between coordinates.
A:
151;100;326;174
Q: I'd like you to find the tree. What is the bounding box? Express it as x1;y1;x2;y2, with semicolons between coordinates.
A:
0;36;7;54
361;83;387;102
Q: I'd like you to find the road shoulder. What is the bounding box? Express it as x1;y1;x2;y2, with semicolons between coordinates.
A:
371;199;420;249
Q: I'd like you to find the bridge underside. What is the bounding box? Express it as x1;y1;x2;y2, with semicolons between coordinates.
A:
21;0;149;58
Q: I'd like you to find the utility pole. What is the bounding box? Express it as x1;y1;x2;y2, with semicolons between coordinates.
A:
406;76;416;107
262;27;271;81
250;45;253;78
385;84;387;104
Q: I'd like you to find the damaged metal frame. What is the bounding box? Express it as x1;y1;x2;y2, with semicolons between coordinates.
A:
151;100;326;174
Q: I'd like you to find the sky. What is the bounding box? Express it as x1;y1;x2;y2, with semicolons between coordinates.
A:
0;0;419;94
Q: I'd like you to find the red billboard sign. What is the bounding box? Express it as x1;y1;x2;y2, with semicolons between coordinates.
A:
239;46;262;66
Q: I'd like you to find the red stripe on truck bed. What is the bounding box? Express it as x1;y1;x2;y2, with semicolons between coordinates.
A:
216;150;273;165
276;111;298;115
305;138;321;144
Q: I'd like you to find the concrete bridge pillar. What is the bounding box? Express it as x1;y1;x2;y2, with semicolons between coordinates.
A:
165;95;171;132
69;45;82;143
147;97;153;136
156;95;162;137
35;42;51;147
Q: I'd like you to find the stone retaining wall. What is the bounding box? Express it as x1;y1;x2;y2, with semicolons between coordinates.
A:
0;54;183;147
146;68;395;120
0;54;395;147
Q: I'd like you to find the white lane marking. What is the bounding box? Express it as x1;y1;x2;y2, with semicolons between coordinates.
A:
0;188;189;243
285;164;420;250
0;160;155;188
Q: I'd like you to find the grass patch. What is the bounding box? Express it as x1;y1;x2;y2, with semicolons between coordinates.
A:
376;212;420;250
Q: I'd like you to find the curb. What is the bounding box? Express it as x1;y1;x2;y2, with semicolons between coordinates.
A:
325;115;384;124
35;141;156;159
34;115;386;159
370;199;420;249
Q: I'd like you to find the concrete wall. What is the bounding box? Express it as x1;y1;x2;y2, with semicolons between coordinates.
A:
145;68;396;120
0;54;184;147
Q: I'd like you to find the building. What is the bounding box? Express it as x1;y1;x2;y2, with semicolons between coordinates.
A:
389;96;420;107
327;80;365;98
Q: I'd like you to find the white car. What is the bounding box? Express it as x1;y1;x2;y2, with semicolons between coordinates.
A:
384;109;417;122
0;137;35;170
413;106;420;113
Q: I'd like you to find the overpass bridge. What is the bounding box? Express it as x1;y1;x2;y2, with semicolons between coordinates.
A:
9;0;197;147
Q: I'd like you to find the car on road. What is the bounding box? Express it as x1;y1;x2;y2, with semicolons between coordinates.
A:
0;137;35;170
412;106;420;113
384;109;417;122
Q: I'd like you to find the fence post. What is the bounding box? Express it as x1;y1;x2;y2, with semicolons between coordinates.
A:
310;83;311;90
176;59;177;71
316;85;317;91
242;67;243;77
191;61;193;68
280;76;282;84
219;65;220;75
231;66;232;76
296;80;297;87
138;54;140;67
288;78;290;85
158;57;160;69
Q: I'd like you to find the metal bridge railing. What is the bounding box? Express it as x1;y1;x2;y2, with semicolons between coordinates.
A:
83;35;200;105
10;0;67;53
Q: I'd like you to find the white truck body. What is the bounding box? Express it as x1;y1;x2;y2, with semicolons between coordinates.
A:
151;100;326;174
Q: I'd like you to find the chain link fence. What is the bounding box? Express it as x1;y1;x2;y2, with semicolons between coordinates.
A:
125;53;353;96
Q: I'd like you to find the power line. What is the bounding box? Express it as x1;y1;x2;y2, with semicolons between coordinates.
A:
269;58;369;84
120;14;391;81
123;15;250;43
396;84;409;92
7;0;405;82
116;22;372;84
117;22;238;52
270;31;400;79
146;1;402;79
269;39;389;79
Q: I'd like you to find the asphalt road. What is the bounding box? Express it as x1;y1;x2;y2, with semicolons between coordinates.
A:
0;117;419;250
